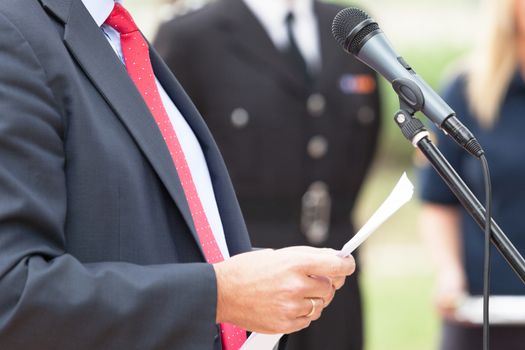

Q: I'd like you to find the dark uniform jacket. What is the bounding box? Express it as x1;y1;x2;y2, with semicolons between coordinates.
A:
155;0;381;349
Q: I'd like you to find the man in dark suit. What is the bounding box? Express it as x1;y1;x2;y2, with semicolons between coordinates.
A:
0;0;358;349
154;1;381;349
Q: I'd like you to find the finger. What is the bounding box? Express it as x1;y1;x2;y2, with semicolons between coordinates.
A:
304;276;338;308
435;294;460;316
331;276;346;290
322;286;336;307
297;254;356;277
310;275;332;285
437;303;458;321
298;298;324;320
281;317;312;334
300;275;333;300
282;246;338;255
309;298;323;320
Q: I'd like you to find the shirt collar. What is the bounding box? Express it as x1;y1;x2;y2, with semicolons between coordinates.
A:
293;0;315;18
81;0;123;27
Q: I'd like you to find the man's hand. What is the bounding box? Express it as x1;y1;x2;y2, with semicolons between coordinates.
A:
213;246;355;334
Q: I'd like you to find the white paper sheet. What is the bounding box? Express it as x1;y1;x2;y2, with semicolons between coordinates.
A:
338;172;414;257
240;172;414;350
454;296;525;325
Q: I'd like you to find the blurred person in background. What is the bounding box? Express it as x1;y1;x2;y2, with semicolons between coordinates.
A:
419;0;525;348
154;0;381;349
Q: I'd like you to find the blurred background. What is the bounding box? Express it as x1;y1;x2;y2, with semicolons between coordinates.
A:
126;0;480;349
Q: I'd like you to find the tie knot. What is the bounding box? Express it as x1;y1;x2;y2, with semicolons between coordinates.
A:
104;3;138;34
285;11;295;26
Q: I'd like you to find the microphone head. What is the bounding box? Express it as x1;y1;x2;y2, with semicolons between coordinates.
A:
332;7;380;55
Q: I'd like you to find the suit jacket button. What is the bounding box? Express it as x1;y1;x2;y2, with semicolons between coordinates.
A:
307;135;328;159
357;106;376;125
307;93;326;117
230;108;250;128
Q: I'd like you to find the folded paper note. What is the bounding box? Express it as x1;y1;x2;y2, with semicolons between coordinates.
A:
338;172;414;257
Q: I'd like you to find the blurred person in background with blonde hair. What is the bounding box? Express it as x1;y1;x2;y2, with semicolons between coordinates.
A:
419;0;525;348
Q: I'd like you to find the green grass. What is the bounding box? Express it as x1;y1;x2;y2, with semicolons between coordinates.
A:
355;165;441;350
362;272;440;350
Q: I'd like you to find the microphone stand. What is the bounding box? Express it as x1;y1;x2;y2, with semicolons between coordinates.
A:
393;107;525;284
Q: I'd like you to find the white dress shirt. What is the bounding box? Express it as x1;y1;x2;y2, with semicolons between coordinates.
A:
81;0;231;259
242;0;321;72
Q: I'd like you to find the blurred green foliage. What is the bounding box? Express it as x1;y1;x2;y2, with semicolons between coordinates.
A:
362;273;440;350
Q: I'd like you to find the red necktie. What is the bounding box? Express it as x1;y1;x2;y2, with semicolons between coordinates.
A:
104;4;246;349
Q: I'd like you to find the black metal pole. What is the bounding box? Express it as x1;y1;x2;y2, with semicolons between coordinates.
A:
393;109;525;284
418;136;525;284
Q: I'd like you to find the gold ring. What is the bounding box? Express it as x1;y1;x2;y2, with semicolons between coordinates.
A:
305;298;316;318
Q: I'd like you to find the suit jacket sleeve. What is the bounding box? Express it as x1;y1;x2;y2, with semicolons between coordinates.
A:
0;12;217;350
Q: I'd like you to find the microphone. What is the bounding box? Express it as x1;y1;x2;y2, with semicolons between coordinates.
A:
332;7;483;158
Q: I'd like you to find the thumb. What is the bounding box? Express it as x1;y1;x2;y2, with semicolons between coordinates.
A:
298;253;356;277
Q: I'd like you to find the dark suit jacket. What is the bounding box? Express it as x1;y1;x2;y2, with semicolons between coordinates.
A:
154;1;380;349
0;0;251;348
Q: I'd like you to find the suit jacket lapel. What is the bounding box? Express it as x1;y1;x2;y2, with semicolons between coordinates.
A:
315;1;339;92
151;50;252;256
220;0;308;95
42;0;204;254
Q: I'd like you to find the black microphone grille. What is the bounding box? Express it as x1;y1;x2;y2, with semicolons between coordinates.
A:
332;7;380;55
